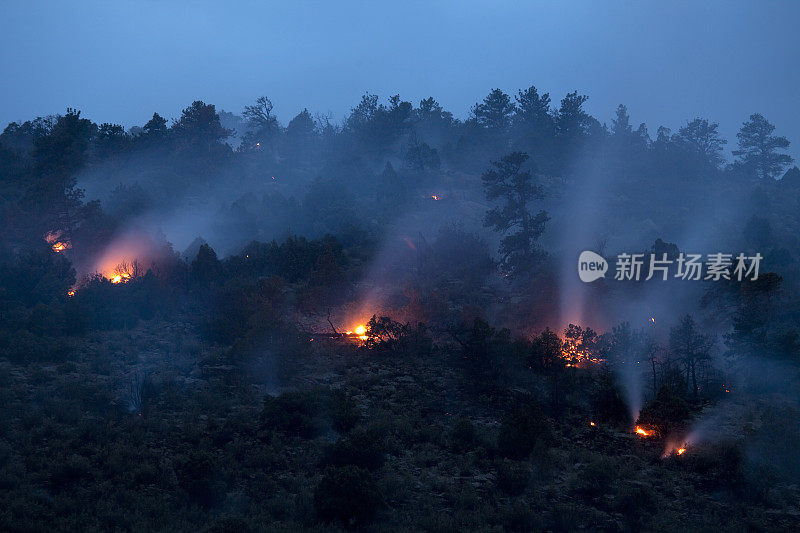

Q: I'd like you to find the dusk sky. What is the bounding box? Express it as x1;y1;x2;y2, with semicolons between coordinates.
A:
2;0;798;161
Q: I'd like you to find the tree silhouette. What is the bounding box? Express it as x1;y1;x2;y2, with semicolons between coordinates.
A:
482;152;548;275
674;118;727;168
733;113;793;179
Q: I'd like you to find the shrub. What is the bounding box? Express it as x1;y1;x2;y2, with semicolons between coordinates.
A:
175;451;225;508
50;454;93;493
615;481;657;516
330;389;360;433
205;516;253;533
500;500;543;532
637;385;690;434
497;399;551;459
572;455;617;499
261;390;325;438
322;428;385;471
496;460;530;496
314;466;383;526
450;418;477;453
681;442;744;490
593;371;632;429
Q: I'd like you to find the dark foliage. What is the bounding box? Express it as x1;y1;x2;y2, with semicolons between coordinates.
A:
314;466;383;526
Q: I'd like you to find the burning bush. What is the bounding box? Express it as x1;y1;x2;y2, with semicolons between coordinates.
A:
364;315;431;353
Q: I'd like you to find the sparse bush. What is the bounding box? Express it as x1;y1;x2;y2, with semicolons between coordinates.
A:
497;399;551;459
496;460;530;496
572;455;617;499
615;481;657;516
330;389;360;433
450;418;477;452
680;442;744;490
176;451;225;508
260;390;325;438
500;500;543;532
314;465;383;526
323;428;385;471
204;516;253;533
50;454;93;493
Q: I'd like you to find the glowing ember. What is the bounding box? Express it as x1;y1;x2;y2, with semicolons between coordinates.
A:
45;230;71;253
431;195;439;200
589;421;596;427
649;316;656;324
635;425;651;437
560;324;602;367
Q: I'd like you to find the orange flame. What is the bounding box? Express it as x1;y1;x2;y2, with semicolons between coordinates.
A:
109;272;132;284
345;324;368;341
45;230;71;253
635;426;651;437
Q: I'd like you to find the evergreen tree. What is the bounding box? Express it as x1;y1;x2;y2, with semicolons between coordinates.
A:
733;113;793;179
482;152;548;275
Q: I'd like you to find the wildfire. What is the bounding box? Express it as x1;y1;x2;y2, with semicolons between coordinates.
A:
345;325;368;341
662;442;689;458
45;230;71;253
67;290;75;297
109;272;132;284
635;425;651;437
431;195;439;200
560;324;603;367
589;421;596;427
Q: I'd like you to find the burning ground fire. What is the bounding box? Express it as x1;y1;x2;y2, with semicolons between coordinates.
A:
634;424;691;457
345;325;369;341
62;230;167;295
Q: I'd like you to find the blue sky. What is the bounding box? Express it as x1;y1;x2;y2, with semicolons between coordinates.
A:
1;0;798;161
